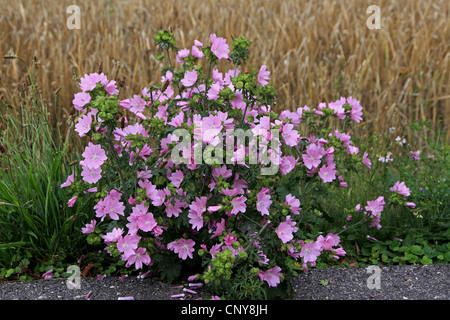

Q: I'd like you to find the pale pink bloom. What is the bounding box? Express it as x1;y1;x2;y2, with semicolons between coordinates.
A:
72;91;91;111
258;266;282;288
257;65;270;86
68;196;77;207
282;123;300;147
168;111;184;127
167;238;195;260
362;152;372;169
319;164;337;183
212;165;232;179
181;70;198;87
328;98;346;120
169;170;184;188
191;45;204;58
230;196;247;215
347;96;363;123
390;181;410;197
207;205;222;213
82;143;107;169
316;233;340;251
81;165;102;184
81;219;97;234
189;196;208;216
117;234;141;257
300;241;322;264
105;80;119;95
284;194;301;215
210;35;230;60
129;94;146;114
79;73;108;92
165;198;183;218
61;172;75;188
176;48;190;64
102;197;125;221
333;246;346;259
188;211;204;230
279;155;296;175
365;196;385;216
276;222;295;243
125;247;151;269
102;227;123;244
256;188;272;216
75;113;92;137
137;213;157;232
302;143;325;169
406;202;416;208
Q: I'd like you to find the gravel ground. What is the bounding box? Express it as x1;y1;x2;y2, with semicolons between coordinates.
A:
0;264;448;300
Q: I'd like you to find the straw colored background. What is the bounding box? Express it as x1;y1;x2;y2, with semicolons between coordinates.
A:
1;0;448;142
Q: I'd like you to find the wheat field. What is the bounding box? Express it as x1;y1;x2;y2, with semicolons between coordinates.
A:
0;0;448;143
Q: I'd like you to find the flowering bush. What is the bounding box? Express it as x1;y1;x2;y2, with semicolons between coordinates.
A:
63;30;411;299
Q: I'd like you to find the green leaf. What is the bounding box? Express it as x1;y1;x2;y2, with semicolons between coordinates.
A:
318;279;329;286
420;256;433;265
409;245;424;256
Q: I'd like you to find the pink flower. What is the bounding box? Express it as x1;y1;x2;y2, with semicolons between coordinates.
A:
169;170;184;188
102;227;123;244
191;45;204;58
257;65;270;86
365;196;385;216
282;123;300;147
68;196;77;207
279;155;296;175
362;152;372;169
300;241;322;264
316;233;340;251
61;172;75;188
75;113;93;137
318;164;337;183
188;211;204;230
105;80;119;95
79;73;108;92
72;92;91;111
137;213;157;232
406;202;416;208
125;247;151;269
224;234;237;246
258;266;282;288
167;238;195;260
189;196;208;216
256;188;272;216
81;219;97;234
210;35;230;60
117;234;141;257
81;165;102;184
82;143;107;169
390;181;410;197
284;194;301;215
129;94;146;114
302;143;325;169
276;222;295;243
230;196;247;215
181;70;198;87
347;97;363;123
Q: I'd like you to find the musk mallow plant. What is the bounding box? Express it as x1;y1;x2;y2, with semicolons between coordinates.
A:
64;30;408;299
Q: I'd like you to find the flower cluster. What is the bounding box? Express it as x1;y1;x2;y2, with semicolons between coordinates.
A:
64;30;390;299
